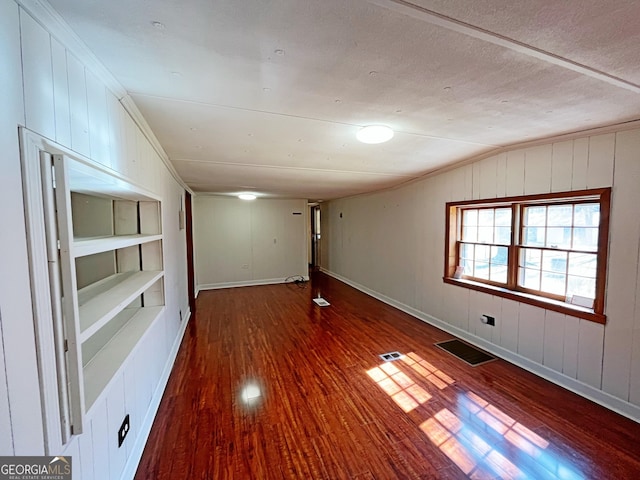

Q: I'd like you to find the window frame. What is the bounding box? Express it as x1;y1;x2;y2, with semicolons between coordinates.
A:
444;188;611;324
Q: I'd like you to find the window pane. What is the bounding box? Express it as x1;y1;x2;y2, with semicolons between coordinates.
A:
490;264;508;283
495;208;511;226
475;244;490;263
541;271;566;296
567;275;596;299
478;226;493;243
462;259;474;275
478;209;493;226
523;227;545;246
546;227;571;249
574;204;599;227
547;205;573;226
542;250;567;274
462;226;477;242
461;243;475;260
491;246;508;265
524;206;546;226
573;227;598;251
520;248;541;269
494;226;511;244
475;262;490;279
463;209;478;226
520;267;540;290
568;252;597;277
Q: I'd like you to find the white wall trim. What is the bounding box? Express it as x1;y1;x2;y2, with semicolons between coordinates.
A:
198;277;310;291
321;268;640;424
120;307;191;480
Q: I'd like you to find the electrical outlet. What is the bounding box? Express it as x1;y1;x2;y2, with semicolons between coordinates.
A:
118;414;130;448
481;314;495;326
241;264;249;269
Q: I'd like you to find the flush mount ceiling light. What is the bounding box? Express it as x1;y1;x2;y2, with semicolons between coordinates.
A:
238;194;257;200
356;125;394;144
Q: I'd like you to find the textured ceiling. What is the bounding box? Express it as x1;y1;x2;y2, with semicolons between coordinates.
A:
47;0;640;200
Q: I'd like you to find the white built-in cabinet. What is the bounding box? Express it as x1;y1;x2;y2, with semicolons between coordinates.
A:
21;129;165;454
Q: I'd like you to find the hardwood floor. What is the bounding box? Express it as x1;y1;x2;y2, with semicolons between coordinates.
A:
135;272;640;479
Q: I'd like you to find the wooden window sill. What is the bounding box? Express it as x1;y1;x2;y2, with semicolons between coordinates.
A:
443;277;606;324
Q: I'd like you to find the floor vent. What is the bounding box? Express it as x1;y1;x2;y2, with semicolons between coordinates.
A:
379;351;403;362
435;339;495;367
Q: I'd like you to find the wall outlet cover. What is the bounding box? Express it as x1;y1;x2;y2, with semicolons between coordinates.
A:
118;414;130;448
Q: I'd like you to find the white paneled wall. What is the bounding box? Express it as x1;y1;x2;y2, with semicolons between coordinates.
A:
1;1;190;478
51;37;71;146
603;129;640;400
0;317;11;454
0;0;44;455
324;127;640;420
194;196;308;289
21;10;55;140
67;52;91;157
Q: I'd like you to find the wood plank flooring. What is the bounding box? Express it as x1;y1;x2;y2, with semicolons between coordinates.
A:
135;272;640;479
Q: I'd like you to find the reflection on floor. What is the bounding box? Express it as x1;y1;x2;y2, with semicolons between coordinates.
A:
136;272;640;479
369;351;582;479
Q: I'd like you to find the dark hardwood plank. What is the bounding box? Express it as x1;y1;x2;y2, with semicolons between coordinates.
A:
135;272;640;479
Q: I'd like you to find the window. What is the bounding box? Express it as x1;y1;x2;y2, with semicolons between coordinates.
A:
444;189;610;323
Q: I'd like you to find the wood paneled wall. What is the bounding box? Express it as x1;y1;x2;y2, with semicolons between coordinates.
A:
193;196;308;290
0;2;190;479
324;128;640;417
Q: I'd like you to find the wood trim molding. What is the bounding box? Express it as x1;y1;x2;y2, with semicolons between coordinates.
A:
446;188;609;207
444;188;611;323
443;277;605;324
594;188;611;314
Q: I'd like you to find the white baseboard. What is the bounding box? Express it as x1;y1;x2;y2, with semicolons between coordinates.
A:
321;268;640;424
198;276;310;291
120;308;192;479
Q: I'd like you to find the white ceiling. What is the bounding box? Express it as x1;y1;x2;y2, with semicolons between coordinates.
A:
47;0;640;200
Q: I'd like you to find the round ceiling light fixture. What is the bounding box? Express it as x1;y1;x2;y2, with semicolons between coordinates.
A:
356;125;394;144
238;193;257;201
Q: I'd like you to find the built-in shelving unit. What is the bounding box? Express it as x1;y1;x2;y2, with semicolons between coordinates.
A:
20;130;168;452
51;155;166;424
82;305;163;409
78;270;164;341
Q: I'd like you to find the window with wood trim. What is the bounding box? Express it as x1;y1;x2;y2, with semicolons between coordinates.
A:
444;188;610;324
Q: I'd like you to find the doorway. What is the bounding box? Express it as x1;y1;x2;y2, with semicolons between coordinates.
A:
185;191;196;314
310;204;321;270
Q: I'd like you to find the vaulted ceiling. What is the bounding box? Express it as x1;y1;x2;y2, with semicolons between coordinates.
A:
48;0;640;200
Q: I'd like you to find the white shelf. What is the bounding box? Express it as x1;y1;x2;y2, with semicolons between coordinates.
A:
78;270;164;342
73;234;162;258
67;157;159;202
83;305;164;410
